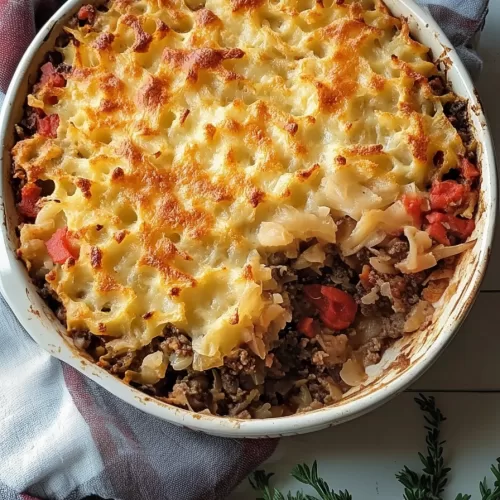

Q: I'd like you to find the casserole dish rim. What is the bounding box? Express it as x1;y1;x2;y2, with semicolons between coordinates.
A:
0;0;496;438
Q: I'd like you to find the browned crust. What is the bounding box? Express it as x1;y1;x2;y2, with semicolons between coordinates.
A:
162;47;245;82
90;246;103;269
248;188;265;207
76;178;92;198
114;230;128;243
122;14;153;53
230;0;264;12
179;109;190;125
111;167;125;180
196;8;221;26
136;75;169;110
93;32;115;50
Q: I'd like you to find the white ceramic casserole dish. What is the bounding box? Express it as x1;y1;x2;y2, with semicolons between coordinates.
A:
0;0;496;438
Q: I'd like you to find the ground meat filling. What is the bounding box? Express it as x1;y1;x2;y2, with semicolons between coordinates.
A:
445;100;473;148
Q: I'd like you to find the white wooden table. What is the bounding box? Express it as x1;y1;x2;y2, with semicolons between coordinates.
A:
233;5;500;498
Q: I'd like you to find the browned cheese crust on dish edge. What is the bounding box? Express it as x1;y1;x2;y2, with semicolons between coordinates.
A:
11;0;480;418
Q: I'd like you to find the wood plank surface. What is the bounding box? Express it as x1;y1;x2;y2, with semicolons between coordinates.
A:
232;393;500;499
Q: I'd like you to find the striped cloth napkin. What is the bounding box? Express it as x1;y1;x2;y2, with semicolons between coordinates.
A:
0;1;489;499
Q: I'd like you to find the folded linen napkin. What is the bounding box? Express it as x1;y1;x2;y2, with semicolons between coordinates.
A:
0;1;489;499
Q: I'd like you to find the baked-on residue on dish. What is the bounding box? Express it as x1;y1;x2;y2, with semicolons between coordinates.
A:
12;0;480;418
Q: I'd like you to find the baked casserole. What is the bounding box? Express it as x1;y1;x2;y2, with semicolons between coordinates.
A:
11;0;479;418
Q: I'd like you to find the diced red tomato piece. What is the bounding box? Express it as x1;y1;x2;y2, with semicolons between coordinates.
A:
40;62;66;88
402;194;424;226
425;212;475;245
297;317;319;338
426;221;450;245
36;114;59;138
77;5;96;23
426;212;447;225
18;183;42;219
303;285;358;331
447;216;475;240
429;180;467;211
460;158;480;182
45;228;78;264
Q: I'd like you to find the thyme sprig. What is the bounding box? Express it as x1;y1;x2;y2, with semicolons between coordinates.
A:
396;394;450;500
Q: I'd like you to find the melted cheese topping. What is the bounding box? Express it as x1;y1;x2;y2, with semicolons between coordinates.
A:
13;0;465;373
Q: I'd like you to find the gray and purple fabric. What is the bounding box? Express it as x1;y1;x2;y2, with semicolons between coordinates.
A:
0;0;489;499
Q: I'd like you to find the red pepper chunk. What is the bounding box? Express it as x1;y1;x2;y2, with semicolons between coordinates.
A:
297;317;319;338
46;228;78;264
359;264;372;290
37;114;59;138
18;183;42;219
460;158;480;182
40;62;66;88
426;212;475;245
402;194;424;226
303;285;357;331
429;180;467;211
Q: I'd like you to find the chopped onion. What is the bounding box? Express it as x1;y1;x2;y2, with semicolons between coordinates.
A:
380;282;392;298
397;227;436;274
340;359;367;387
272;293;283;304
302;244;326;263
318;206;331;217
404;300;434;333
432;240;476;261
73;335;88;350
369;256;398;274
361;286;379;305
229;389;260;416
257;222;294;247
293;244;327;270
401;182;418;195
212;369;222;392
253;403;272;419
364;232;387;252
140;351;168;385
325;379;343;403
296;385;313;409
169;352;193;371
247;336;266;359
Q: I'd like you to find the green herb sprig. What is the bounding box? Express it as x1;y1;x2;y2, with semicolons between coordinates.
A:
396;395;450;500
249;395;500;500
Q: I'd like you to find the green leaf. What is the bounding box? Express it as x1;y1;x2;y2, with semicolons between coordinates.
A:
290;461;351;500
250;470;275;491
